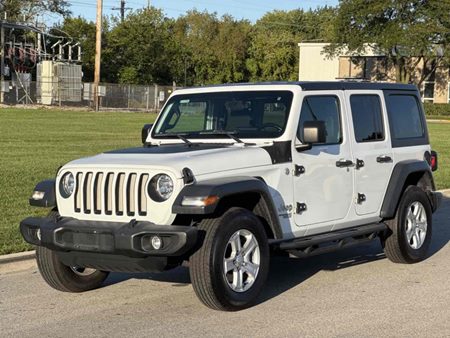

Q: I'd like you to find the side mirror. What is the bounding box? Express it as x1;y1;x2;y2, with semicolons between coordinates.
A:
142;124;153;144
302;121;326;144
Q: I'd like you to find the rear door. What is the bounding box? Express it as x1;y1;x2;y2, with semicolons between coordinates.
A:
345;90;394;216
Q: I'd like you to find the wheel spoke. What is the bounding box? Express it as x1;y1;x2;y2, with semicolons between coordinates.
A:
243;262;259;279
407;208;414;223
230;232;242;254
412;203;420;218
224;258;235;273
242;236;258;259
232;268;244;291
413;231;421;249
405;223;414;241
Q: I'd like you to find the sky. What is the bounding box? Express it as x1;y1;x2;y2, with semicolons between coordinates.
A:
57;0;339;23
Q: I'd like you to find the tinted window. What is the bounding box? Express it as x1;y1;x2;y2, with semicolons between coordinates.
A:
298;96;341;144
387;95;424;139
350;95;384;142
154;91;293;139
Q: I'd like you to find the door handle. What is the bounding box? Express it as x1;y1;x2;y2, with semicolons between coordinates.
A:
336;159;354;168
377;155;392;163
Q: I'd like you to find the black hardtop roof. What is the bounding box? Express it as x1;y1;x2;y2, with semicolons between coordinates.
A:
191;81;417;92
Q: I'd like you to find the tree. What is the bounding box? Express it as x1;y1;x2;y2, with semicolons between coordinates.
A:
0;0;70;21
247;7;336;82
173;11;251;86
327;0;450;84
102;8;176;84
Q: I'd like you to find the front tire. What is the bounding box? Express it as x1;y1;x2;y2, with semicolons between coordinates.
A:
189;208;270;311
383;186;432;264
36;246;110;292
35;211;109;292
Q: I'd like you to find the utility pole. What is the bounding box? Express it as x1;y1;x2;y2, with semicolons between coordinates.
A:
94;0;103;111
112;0;131;22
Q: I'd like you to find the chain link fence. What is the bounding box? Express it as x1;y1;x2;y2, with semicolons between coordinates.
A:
1;79;177;112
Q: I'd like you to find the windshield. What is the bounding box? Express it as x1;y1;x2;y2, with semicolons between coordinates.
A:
152;91;293;139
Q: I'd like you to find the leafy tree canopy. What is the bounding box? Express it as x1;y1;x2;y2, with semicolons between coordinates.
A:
327;0;450;83
0;0;70;21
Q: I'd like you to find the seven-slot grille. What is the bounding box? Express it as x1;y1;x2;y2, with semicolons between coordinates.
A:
74;171;150;217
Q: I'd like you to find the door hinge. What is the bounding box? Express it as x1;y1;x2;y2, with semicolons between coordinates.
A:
356;159;365;169
357;193;366;204
296;202;307;214
294;165;305;177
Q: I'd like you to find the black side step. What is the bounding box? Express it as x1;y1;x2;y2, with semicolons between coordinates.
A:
272;223;387;254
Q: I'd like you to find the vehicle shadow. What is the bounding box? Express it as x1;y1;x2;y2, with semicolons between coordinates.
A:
105;194;449;304
428;193;450;257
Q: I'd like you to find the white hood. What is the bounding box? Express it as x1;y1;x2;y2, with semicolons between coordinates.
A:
63;144;273;178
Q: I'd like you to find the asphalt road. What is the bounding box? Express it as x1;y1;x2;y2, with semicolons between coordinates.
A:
1;193;449;338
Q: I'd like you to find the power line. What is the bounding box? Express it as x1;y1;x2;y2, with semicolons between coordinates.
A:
111;0;132;22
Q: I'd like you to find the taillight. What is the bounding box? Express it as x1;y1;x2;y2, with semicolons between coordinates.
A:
430;151;438;171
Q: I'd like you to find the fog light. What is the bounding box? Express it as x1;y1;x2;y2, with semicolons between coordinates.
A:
151;236;162;250
36;229;41;241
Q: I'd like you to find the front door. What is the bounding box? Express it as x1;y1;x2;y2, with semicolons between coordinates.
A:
345;90;394;216
292;92;354;234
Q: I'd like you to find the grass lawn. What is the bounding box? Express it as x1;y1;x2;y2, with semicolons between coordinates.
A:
0;108;449;255
0;109;156;255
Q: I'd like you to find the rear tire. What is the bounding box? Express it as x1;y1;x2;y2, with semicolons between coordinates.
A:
189;208;270;311
383;186;432;264
36;211;109;292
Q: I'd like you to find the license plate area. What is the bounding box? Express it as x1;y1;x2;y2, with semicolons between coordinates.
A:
54;228;115;252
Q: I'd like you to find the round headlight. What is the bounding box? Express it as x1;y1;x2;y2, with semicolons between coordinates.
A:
60;172;75;198
148;174;174;202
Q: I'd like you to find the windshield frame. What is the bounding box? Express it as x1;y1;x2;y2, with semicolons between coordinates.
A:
150;89;295;142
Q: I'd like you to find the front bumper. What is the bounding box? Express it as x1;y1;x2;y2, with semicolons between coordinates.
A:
20;216;198;272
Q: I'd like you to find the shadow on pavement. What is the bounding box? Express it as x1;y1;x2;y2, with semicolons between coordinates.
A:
104;194;449;304
428;194;450;257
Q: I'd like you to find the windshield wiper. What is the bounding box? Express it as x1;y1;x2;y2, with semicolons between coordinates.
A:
199;131;244;144
154;133;194;146
175;134;193;146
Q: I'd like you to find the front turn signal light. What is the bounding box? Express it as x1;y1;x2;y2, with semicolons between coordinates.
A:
181;195;219;207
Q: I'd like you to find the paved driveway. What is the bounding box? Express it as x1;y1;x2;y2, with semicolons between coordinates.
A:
1;193;449;338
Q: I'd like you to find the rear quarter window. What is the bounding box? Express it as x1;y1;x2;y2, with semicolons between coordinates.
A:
384;92;429;147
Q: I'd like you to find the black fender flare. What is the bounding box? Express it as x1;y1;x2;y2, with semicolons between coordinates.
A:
380;160;435;219
172;176;283;239
29;179;57;208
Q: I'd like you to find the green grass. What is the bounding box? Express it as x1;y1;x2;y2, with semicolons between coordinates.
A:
428;123;450;191
0;109;155;255
0;108;448;255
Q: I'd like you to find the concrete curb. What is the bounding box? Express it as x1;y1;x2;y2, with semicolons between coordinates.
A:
0;250;35;265
0;189;449;266
427;119;450;124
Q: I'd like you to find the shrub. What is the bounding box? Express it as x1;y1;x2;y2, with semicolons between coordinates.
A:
424;102;450;116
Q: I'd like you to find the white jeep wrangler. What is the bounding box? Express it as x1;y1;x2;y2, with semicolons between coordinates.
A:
21;82;441;311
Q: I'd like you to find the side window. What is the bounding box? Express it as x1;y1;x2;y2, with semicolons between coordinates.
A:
386;95;424;139
350;95;384;142
298;96;342;144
